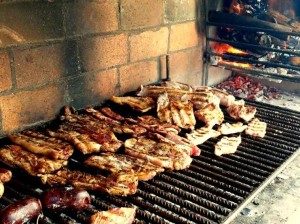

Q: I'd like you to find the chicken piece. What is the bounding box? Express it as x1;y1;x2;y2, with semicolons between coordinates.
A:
7;130;74;160
157;93;196;129
0;145;67;176
170;100;196;130
157;92;172;123
85;153;164;181
47;129;101;154
186;92;220;110
90;207;137;224
186;127;221;145
194;103;224;128
214;135;242;156
245;118;267;138
110;96;155;113
217;122;247;135
227;104;256;122
211;88;235;107
124;137;192;170
41;168;138;196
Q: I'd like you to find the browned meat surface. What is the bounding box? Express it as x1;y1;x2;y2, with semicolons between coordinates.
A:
245;118;267;138
157;93;196;130
226;104;257;122
47;129;101;154
100;107;125;121
85;153;164;181
90;207;137;224
194;103;224;128
124;137;192;170
211;88;235;107
85;107;147;137
186;127;221;146
214;135;242;156
7;130;74;160
110;96;155;113
217;122;248;135
137;115;180;134
41;168;138;196
0;145;67;176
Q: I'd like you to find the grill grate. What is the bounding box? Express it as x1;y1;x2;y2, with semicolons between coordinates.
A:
0;100;300;224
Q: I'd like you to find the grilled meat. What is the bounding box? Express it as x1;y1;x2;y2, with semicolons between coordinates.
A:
227;104;257;122
150;132;201;156
7;130;74;160
85;107;121;125
217;122;248;135
194;103;224;128
60;114;123;152
85;153;164;181
214;135;242;156
170;100;196;130
157;93;196;129
86;107;147;137
245;118;267;138
0;145;67;176
41;168;138;196
47;129;101;154
186;127;221;146
90;207;137;224
124;137;192;170
157;92;172;123
160;80;193;91
110;96;155;113
137;115;180;134
138;85;219;110
211;88;235;107
100;107;125;122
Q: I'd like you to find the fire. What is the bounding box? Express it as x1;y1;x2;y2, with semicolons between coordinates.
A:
213;43;252;68
214;43;248;55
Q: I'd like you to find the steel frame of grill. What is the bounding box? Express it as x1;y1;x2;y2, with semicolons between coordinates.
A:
203;0;300;85
0;100;300;224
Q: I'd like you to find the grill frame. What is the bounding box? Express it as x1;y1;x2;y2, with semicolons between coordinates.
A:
203;1;300;84
0;100;299;224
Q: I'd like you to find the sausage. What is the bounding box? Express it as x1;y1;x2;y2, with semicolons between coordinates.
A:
0;197;42;224
0;168;12;183
40;187;91;211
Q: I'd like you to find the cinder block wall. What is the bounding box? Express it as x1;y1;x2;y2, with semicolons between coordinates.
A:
0;0;205;136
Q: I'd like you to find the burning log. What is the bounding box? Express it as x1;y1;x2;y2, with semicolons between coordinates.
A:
208;11;293;40
267;9;300;32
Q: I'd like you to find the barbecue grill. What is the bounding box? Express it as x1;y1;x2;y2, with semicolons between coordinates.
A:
0;100;299;224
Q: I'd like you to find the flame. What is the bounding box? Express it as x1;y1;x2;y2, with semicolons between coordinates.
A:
214;43;248;55
213;43;252;69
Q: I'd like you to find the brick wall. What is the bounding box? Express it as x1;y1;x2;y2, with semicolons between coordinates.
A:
0;0;205;136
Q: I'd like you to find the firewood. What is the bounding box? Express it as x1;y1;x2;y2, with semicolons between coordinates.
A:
208;11;293;40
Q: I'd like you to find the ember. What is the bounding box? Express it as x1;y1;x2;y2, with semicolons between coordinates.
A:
216;75;281;100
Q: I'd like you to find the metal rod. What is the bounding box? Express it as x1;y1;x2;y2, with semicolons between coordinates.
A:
207;37;300;57
207;22;300;37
